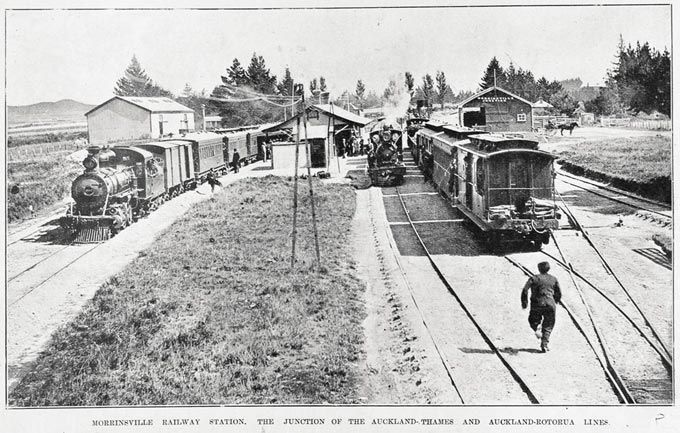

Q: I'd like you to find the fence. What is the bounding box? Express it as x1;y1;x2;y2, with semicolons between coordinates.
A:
627;119;671;130
8;140;88;161
599;117;672;130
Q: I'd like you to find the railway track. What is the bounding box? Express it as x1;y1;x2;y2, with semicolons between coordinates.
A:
393;150;671;404
556;171;671;219
8;242;102;307
390;185;540;404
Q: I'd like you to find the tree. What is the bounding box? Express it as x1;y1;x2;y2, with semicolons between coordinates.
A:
435;71;449;109
114;55;173;98
223;58;248;86
277;67;295;96
404;72;415;95
480;57;505;89
181;83;194;98
246;53;277;94
319;76;327;92
355;79;366;108
355;80;366;99
309;78;318;95
608;38;671;115
383;79;397;100
420;74;435;106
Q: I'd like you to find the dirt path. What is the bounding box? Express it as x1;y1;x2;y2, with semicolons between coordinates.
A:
353;181;461;404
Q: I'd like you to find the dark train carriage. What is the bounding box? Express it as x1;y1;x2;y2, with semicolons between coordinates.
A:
220;130;249;166
135;141;194;195
405;117;428;157
169;132;225;182
453;134;559;249
416;120;446;180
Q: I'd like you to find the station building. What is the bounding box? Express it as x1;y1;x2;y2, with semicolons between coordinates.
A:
85;96;195;144
454;86;533;132
262;104;372;171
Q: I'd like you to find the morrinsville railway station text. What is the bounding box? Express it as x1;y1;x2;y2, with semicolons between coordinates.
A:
90;417;608;427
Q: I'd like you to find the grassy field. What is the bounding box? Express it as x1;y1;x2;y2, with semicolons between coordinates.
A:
558;136;671;182
8;130;87;148
10;176;365;406
7;151;83;223
558;135;671;202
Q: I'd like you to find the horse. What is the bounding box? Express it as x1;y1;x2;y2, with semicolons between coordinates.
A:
557;122;579;136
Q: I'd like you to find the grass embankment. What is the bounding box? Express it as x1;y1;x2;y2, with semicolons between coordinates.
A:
10;176;365;406
558;136;671;202
7;151;82;223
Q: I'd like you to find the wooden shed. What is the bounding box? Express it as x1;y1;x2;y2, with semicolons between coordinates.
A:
455;86;533;133
85;96;195;145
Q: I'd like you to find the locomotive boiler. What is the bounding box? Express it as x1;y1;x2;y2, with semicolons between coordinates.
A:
367;125;406;186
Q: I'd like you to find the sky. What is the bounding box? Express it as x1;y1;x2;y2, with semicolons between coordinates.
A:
5;3;672;106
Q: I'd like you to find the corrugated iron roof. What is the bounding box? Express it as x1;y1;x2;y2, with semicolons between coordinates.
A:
85;96;194;116
456;86;533;108
313;104;372;126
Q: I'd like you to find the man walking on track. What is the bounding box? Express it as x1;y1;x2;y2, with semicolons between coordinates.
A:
521;261;562;353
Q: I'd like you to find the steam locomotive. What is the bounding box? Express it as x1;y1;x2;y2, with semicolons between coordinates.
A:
367;125;405;186
61;132;230;242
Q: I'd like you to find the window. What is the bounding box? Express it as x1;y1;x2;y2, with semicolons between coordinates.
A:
517;113;527;122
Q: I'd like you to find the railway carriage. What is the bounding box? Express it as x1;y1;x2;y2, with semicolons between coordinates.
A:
415;120;446;180
169;132;227;183
135;141;195;196
421;125;560;250
405;117;428;159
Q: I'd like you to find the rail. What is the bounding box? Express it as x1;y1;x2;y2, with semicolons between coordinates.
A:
394;187;540;404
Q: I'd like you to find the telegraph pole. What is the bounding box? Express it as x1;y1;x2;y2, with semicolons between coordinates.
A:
291;83;302;268
302;91;321;268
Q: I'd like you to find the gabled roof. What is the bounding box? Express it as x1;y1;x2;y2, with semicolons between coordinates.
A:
456;86;533;108
532;99;554;108
262;103;371;133
85;96;194;116
313;104;372;126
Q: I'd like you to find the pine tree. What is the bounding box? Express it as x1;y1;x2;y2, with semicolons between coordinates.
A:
355;79;366;109
181;83;194;98
435;71;449;109
114;55;152;96
421;74;435;105
404;72;415;95
277;68;295;96
223;58;248;87
246;53;277;94
383;79;397;100
480;57;505;89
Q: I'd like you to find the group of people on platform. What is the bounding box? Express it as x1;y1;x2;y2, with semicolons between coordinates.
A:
337;131;368;158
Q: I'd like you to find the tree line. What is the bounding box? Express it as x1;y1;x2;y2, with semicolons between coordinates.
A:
113;36;669;127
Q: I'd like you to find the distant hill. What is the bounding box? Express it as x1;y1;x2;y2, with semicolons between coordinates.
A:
8;99;95;126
